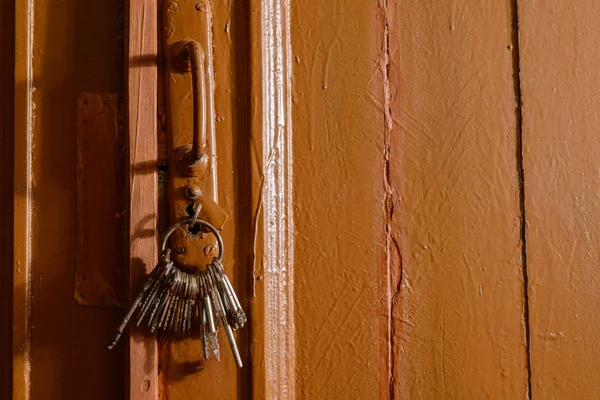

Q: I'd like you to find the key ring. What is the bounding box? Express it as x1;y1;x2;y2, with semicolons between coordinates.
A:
159;217;224;262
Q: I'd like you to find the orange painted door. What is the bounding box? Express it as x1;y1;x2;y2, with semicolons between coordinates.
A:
2;1;600;399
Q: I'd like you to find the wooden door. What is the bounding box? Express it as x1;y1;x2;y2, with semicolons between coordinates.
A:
2;0;600;399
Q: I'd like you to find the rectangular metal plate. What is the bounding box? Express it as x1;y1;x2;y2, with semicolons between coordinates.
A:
75;93;125;307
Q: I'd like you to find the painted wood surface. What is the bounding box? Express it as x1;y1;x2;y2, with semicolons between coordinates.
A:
23;1;125;399
387;0;529;398
290;1;386;398
126;0;159;399
518;1;600;398
6;0;600;399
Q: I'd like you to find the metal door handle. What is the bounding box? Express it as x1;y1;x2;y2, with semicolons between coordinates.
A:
172;39;209;177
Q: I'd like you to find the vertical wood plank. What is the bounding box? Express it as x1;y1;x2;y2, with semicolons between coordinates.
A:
126;0;159;398
388;0;529;397
13;0;33;398
518;2;600;397
290;1;386;399
0;0;15;398
250;0;296;398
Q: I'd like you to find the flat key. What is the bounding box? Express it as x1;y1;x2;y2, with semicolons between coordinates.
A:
158;277;178;330
136;261;169;317
137;262;174;326
215;288;243;368
181;274;190;334
204;293;219;358
166;271;183;331
107;262;162;349
201;302;210;361
170;272;184;333
149;272;175;331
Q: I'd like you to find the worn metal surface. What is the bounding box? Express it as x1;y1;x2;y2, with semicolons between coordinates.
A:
75;93;125;308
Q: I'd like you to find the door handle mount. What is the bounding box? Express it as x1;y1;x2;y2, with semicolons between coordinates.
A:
172;39;209;178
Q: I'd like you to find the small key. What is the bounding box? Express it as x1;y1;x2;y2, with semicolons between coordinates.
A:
214;286;243;368
149;272;175;331
136;260;170;317
214;260;246;328
165;271;183;331
202;273;219;359
158;276;178;330
171;271;184;333
137;262;174;326
181;274;191;334
201;301;211;361
107;262;162;349
188;276;198;334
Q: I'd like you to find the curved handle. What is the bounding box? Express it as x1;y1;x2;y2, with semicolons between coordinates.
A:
172;40;209;175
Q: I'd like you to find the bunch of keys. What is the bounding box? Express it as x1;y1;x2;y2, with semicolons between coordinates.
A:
107;216;246;368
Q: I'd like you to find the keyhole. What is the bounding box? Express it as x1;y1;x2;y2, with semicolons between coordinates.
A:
186;202;204;236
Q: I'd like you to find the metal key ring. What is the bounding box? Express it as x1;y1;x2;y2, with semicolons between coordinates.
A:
160;218;224;261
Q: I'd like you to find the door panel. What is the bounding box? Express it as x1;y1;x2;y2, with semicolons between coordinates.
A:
518;1;600;398
388;0;529;398
4;0;600;399
27;1;125;399
289;2;386;399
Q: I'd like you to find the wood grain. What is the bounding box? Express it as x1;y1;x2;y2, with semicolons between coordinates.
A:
387;0;529;397
518;1;600;398
126;0;159;398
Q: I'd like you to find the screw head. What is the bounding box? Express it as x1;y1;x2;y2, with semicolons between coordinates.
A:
186;185;202;200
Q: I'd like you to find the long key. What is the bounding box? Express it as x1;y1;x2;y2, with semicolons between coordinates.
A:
137;262;174;326
158;276;178;330
135;261;169;320
107;263;161;349
219;262;246;327
165;271;183;331
149;272;175;331
214;288;243;368
201;301;210;361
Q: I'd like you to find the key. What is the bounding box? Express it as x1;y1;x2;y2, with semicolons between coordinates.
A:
214;286;243;368
107;262;162;349
135;259;170;317
149;271;175;331
201;301;211;361
158;275;178;330
177;271;189;334
188;276;198;334
137;262;174;326
214;260;246;328
171;270;185;333
165;271;183;331
201;273;219;359
181;274;191;334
